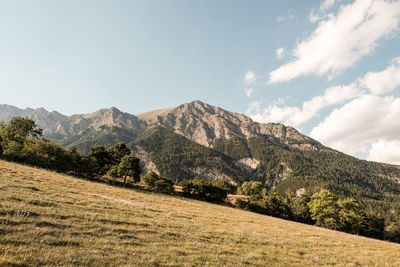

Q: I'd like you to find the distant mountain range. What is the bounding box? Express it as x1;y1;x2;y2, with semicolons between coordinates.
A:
1;101;400;207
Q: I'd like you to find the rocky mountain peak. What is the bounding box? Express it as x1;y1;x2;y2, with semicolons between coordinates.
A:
52;106;147;137
136;100;314;149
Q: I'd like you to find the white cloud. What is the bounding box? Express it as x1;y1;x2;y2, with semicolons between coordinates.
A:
244;71;256;84
244;87;254;97
246;101;261;115
321;0;337;11
310;95;400;156
276;47;285;59
276;16;286;23
367;140;400;164
276;11;294;23
248;84;362;127
269;0;400;83
359;57;400;95
309;0;339;22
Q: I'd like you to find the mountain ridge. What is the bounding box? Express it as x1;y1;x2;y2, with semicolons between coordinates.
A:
0;101;322;153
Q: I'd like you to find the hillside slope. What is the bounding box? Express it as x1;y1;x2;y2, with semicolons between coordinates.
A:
1;160;400;266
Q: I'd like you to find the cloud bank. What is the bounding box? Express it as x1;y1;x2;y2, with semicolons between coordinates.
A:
310;95;400;164
269;0;400;83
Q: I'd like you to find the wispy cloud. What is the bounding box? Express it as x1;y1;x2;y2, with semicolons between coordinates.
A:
244;71;256;85
244;87;254;97
309;0;340;23
276;47;285;59
276;10;294;23
269;0;400;83
247;84;362;127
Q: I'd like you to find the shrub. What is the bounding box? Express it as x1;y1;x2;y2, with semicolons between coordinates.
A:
142;171;159;188
154;177;174;194
180;178;228;202
237;181;264;196
143;171;174;194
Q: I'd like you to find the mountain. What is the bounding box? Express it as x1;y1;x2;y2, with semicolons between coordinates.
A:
136;100;320;150
0;104;67;130
1;101;400;212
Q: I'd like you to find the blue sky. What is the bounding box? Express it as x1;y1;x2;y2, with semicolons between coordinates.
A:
1;0;400;164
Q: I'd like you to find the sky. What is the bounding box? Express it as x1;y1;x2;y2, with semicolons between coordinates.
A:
1;0;400;164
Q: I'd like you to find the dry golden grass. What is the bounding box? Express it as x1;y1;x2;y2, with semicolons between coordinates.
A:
1;160;399;266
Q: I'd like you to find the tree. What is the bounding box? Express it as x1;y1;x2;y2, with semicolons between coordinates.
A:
286;193;312;224
384;222;400;243
180;178;228;202
88;145;114;175
118;155;141;187
107;165;119;184
0;122;4;156
2;117;42;142
338;198;367;234
0;134;3;156
111;142;131;163
0;117;43;159
308;189;344;230
142;171;159;188
237;181;264;196
142;171;174;194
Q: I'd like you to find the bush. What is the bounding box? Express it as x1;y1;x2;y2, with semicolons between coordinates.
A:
237;181;264;196
180;178;228;202
154;177;174;194
143;171;174;194
142;171;159;188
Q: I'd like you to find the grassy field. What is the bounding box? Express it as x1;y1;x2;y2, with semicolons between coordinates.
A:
1;160;400;266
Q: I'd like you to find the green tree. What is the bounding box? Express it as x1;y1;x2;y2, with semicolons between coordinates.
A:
308;189;344;230
111;142;131;163
154;177;174;194
180;178;228;202
286;193;312;223
1;117;42;142
237;181;264;196
107;165;119;184
88;145;114;175
384;222;400;243
338;198;367;234
142;171;174;194
142;171;160;187
118;155;141;187
0;117;43;159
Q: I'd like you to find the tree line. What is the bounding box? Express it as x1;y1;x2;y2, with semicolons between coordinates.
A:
237;181;400;242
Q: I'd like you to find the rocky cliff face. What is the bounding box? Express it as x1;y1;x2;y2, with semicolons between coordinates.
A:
136;100;319;150
48;107;147;137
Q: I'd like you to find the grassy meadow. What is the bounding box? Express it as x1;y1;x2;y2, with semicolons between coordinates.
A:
1;160;400;266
